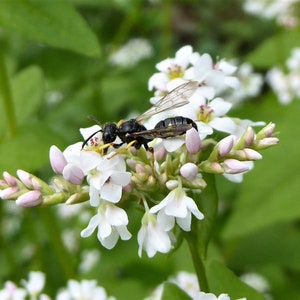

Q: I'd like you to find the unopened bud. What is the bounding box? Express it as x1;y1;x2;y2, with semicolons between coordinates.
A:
218;135;234;157
257;122;276;139
3;172;17;186
50;145;67;174
200;161;223;174
243;126;255;146
62;164;84;185
222;159;249;174
180;163;198;181
17;170;34;188
66;191;89;204
255;137;279;149
16;190;42;207
0;186;21;199
166;180;178;190
186;128;201;154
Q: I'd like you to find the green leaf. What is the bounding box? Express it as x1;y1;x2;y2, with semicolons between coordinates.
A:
0;121;65;174
206;260;265;300
0;0;101;57
247;28;300;68
12;65;44;126
161;282;192;300
222;100;300;239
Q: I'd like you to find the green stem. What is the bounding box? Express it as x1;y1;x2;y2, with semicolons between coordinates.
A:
184;174;218;292
0;51;17;138
184;229;209;292
196;173;218;260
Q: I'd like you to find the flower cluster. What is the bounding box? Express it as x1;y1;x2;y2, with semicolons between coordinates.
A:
243;0;299;27
0;45;279;258
267;47;300;104
0;271;114;300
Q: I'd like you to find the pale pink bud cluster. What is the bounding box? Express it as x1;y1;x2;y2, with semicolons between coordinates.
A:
49;145;84;185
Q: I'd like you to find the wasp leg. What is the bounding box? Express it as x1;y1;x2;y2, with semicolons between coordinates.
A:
107;140;137;159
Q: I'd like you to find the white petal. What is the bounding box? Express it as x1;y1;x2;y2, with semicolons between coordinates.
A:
116;225;132;240
109;171;131;186
157;210;175;231
210;98;232;116
176;212;192;231
80;215;99;238
99;228;119;249
163;138;185;152
105;205;128;226
185;197;205;220
100;182;122;203
210;117;236;134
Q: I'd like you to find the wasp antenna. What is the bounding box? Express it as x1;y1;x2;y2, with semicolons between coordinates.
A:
87;115;102;126
82;129;102;149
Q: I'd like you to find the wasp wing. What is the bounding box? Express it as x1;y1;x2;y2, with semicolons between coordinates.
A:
136;81;199;122
129;124;195;140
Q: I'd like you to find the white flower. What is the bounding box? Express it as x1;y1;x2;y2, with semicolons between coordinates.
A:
56;279;114;300
240;272;271;295
81;201;132;249
193;291;231;300
170;271;200;298
137;211;173;257
0;281;27;300
80;151;131;206
149;45;194;93
150;185;204;232
21;271;45;297
109;38;153;68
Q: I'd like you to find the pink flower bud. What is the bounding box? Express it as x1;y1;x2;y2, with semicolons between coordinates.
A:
3;172;17;186
186;128;201;154
244;126;255;146
0;186;20;199
16;190;42;207
223;159;249;174
17;170;33;188
154;144;167;161
218;135;234;157
180;163;198;181
256;137;279;149
243;148;262;160
62;164;84;185
49;145;67;174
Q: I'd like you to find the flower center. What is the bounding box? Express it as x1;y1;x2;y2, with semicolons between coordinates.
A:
197;104;214;123
167;64;184;79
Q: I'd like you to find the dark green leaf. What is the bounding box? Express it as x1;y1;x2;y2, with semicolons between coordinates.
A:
247;28;300;68
12;65;44;126
161;282;192;300
0;121;65;174
206;260;265;300
0;0;101;57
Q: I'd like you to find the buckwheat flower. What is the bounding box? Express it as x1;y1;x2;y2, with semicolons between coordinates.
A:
149;45;194;93
150;184;204;232
0;281;26;300
80;151;131;206
169;271;200;298
21;271;45;297
137;209;173;257
49;145;67;174
81;201;132;249
109;38;153;68
56;279;115;300
193;292;231;300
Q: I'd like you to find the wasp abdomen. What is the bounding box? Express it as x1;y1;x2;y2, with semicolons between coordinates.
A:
152;117;198;138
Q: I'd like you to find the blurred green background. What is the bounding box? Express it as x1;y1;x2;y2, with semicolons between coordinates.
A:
0;0;300;299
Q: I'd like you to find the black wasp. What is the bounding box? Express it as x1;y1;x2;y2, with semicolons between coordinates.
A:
82;81;199;153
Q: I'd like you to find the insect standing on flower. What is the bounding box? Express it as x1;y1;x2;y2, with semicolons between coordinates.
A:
82;81;199;153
